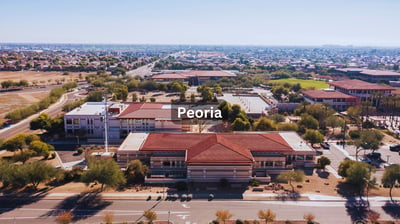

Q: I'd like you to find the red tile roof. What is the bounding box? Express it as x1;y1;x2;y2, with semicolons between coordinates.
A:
186;135;254;163
302;90;357;99
140;133;293;163
118;103;172;119
329;79;394;91
151;73;189;80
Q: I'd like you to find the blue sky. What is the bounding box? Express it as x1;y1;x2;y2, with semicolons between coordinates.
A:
1;0;400;46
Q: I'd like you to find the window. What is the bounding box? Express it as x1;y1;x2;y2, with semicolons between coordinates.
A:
67;129;73;134
296;155;304;160
163;161;170;166
66;119;72;124
306;155;314;160
275;161;283;166
73;119;79;125
266;162;273;166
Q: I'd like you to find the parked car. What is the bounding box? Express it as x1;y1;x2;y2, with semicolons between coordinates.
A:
320;142;330;149
383;163;394;168
366;152;381;160
389;144;400;152
358;157;372;164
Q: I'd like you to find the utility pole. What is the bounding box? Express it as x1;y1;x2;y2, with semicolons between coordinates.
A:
104;95;109;153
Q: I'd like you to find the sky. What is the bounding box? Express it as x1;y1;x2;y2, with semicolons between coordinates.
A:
1;0;400;46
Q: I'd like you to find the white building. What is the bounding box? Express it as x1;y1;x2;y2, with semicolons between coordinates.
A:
64;102;127;142
64;102;186;143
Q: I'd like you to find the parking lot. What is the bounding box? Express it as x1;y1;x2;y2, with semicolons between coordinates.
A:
321;135;400;183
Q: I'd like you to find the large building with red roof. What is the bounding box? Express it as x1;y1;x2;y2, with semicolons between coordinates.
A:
302;89;359;111
117;132;315;183
329;79;394;103
151;70;236;85
335;68;400;82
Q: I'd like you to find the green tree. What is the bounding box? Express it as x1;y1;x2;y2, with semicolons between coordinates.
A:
303;129;324;147
198;86;214;102
277;170;305;192
0;160;27;188
258;209;276;224
25;161;56;190
338;159;357;178
132;93;138;102
218;101;232;121
253;117;276;131
215;210;233;224
382;164;400;202
1;133;40;152
271;85;289;101
277;123;299;131
267;114;286;123
143;210;157;224
345;161;375;195
30;113;52;131
87;90;104;102
231;118;250;131
229;104;248;123
298;114;319;130
125;160;149;184
29;140;55;158
81;158;126;191
12;150;35;164
62;82;77;91
317;156;331;170
326;115;344;136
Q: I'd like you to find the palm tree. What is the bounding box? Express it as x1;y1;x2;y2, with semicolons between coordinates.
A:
143;210;157;224
215;210;233;224
258;209;276;224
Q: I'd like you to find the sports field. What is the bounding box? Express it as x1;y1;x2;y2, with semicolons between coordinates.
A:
268;78;329;89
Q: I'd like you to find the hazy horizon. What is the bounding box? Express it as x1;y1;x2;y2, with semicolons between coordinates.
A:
1;0;400;47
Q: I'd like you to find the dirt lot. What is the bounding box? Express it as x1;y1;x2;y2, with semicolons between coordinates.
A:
0;91;49;122
247;170;400;198
0;71;86;84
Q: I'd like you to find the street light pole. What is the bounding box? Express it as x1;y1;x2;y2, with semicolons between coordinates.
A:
387;155;390;163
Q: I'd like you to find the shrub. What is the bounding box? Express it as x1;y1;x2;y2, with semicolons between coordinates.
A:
249;178;260;187
56;211;73;224
235;219;244;224
349;130;361;139
77;147;84;155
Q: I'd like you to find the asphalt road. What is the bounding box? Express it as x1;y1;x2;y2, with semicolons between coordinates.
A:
0;88;86;140
0;197;398;224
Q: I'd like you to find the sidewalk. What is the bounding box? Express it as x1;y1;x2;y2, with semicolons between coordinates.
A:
2;191;399;203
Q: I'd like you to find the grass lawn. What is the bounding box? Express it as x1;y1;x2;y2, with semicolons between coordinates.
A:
268;78;329;90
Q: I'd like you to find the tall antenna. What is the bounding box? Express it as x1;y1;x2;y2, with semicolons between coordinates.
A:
104;94;109;153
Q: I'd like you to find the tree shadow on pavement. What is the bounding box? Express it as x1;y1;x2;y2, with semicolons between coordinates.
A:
0;190;49;215
337;182;369;223
382;201;400;220
41;192;112;222
344;199;369;222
